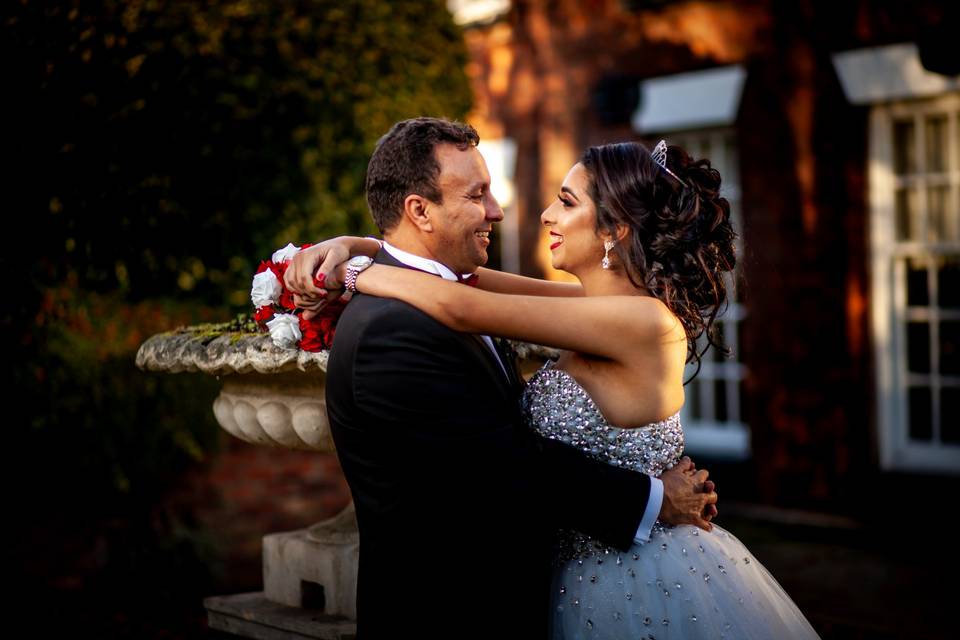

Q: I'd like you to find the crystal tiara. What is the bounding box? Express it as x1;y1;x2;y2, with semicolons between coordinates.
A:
651;139;687;187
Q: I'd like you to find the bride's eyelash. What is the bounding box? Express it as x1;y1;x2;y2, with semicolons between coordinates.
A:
558;195;573;207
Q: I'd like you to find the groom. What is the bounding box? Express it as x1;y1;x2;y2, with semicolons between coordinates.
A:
287;117;717;639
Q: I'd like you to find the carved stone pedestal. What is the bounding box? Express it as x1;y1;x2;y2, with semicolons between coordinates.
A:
137;330;359;635
263;503;359;618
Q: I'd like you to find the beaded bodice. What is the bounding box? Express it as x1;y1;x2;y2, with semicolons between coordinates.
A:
521;361;684;476
522;361;685;561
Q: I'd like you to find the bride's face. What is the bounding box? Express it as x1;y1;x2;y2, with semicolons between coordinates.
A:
540;163;603;274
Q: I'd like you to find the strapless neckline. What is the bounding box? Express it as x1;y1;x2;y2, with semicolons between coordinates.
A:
521;360;684;478
540;360;680;431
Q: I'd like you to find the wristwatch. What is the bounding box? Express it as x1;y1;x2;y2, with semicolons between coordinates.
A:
344;255;374;292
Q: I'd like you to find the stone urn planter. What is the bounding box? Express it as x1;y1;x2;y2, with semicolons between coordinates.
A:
137;319;557;638
136;321;357;637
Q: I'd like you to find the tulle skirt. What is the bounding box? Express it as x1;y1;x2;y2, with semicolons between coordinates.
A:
550;524;821;639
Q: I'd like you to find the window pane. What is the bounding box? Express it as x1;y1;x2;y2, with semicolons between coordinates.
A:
907;259;929;306
942;320;960;376
938;257;960;309
895;188;919;241
894;119;916;175
908;386;933;441
739;378;748;426
907;322;931;373
714;378;728;423
699;137;712;159
927;185;950;242
712;322;726;363
942;387;960;444
925;114;948;173
724;136;740;186
687;379;702;420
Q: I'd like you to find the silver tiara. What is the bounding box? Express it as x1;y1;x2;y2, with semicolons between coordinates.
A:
651;139;687;186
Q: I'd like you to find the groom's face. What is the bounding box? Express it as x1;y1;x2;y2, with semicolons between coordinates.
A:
426;144;503;274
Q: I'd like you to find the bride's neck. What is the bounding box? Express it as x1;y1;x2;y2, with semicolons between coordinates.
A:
576;265;649;298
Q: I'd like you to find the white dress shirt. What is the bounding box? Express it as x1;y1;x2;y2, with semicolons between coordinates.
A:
381;241;663;543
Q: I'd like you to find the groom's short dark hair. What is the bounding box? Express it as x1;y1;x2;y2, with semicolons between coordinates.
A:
366;117;480;233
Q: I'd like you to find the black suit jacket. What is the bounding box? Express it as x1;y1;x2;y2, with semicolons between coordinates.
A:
326;249;652;639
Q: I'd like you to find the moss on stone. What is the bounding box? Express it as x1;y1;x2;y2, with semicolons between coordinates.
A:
172;313;264;344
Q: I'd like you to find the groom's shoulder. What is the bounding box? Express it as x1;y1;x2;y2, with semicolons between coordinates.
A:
340;292;450;336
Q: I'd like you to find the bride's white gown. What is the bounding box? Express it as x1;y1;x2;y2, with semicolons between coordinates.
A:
522;362;821;639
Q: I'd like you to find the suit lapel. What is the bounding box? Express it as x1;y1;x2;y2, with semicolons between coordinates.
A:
493;338;524;391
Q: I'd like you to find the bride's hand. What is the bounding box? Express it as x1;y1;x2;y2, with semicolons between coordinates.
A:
293;259;351;319
285;240;350;298
287;236;380;318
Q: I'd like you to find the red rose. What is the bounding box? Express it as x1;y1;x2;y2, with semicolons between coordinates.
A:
277;288;296;311
296;299;348;351
269;260;288;281
298;314;325;352
254;306;275;326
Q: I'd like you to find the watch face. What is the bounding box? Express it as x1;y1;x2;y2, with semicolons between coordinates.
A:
348;256;373;268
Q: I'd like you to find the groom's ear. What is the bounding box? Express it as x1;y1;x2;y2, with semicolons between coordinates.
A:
403;193;434;233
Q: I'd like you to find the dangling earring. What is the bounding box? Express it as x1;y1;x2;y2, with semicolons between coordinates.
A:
601;240;616;270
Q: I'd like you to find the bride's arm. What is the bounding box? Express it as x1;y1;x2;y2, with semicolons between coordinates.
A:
345;263;679;360
285;236;381;301
286;235;584;298
474;267;584;297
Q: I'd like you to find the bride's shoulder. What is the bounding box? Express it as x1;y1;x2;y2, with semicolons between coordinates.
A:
615;295;685;343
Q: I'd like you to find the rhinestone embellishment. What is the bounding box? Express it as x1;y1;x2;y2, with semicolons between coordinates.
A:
522;361;684;563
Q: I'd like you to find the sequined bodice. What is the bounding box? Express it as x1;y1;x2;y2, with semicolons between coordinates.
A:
521;361;685;562
521;361;684;476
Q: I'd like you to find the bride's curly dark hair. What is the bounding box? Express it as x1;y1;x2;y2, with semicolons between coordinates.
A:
580;141;737;379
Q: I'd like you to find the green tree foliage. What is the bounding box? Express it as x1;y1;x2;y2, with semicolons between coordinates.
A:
4;3;473;631
4;0;473;472
6;0;472;307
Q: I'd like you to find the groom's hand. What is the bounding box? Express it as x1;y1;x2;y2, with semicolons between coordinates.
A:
658;456;718;532
686;460;718;522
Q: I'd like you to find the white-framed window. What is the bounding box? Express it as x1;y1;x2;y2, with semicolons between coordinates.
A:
632;64;750;459
666;129;750;460
869;92;960;473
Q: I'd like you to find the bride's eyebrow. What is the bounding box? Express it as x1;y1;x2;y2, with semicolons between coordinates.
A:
560;186;579;201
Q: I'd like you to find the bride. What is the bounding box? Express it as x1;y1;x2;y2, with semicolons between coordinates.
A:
299;140;819;639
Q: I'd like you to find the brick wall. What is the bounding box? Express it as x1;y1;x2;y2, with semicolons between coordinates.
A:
167;431;352;590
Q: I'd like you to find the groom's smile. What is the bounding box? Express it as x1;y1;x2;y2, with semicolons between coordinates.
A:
427;144;504;274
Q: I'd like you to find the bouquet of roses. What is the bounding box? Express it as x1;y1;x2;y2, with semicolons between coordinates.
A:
250;243;347;351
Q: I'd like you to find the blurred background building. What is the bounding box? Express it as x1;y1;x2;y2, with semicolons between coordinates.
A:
455;0;959;508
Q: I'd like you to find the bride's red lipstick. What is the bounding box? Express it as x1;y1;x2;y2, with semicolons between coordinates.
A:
550;232;563;251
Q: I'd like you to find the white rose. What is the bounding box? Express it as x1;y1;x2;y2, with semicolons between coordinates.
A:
266;313;302;349
251;270;283;308
271;242;301;263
